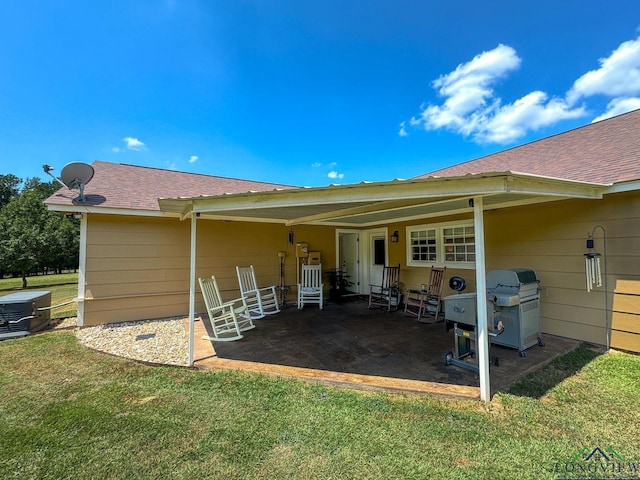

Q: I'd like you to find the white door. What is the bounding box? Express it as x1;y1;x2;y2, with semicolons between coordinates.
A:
338;231;359;294
368;234;386;287
336;228;388;294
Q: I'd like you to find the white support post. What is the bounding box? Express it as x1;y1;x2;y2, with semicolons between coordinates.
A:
188;212;197;367
76;213;88;327
473;196;491;402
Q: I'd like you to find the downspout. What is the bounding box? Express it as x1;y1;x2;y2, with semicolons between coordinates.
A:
473;196;491;402
188;211;197;366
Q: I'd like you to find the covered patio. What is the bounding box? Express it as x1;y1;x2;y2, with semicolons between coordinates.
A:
190;297;580;400
160;171;606;401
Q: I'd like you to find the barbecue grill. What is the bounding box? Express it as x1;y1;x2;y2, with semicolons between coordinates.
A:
442;268;545;371
486;269;544;357
0;291;52;340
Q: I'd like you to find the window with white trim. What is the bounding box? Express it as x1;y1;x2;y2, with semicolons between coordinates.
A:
406;222;475;268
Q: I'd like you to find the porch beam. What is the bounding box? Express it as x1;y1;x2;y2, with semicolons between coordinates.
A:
285;196;468;226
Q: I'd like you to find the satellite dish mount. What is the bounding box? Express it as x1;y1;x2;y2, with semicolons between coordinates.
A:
43;162;94;203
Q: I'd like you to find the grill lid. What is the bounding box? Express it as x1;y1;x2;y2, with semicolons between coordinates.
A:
510;268;538;285
486;269;539;289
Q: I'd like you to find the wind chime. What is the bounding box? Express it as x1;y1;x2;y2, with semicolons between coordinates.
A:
584;251;601;293
584;226;606;293
583;225;609;350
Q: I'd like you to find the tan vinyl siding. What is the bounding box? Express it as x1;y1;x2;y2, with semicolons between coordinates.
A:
483;190;640;348
82;214;335;326
389;191;639;348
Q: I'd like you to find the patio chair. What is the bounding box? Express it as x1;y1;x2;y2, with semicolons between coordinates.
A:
404;266;446;323
198;276;255;341
368;264;401;311
236;265;280;320
297;263;324;310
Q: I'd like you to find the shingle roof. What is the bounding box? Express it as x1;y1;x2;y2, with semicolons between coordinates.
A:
417;108;640;185
45;161;298;211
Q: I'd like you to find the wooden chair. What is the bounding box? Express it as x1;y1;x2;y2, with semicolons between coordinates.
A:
198;276;255;341
368;264;401;311
236;265;280;320
404;266;446;323
297;263;324;310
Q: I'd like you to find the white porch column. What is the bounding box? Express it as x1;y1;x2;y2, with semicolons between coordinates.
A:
473;196;491;402
188;212;197;366
75;213;88;327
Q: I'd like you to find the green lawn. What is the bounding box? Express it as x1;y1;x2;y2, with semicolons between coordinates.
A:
0;272;78;318
0;330;638;479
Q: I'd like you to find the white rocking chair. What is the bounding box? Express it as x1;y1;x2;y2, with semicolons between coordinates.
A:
198;276;255;341
236;265;280;320
297;263;323;310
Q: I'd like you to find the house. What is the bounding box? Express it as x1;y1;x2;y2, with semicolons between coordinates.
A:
45;109;640;365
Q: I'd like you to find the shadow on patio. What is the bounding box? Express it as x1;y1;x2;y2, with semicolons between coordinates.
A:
192;297;580;400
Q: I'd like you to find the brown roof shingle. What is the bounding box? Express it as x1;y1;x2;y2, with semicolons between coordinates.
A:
417;108;640;185
45;161;298;211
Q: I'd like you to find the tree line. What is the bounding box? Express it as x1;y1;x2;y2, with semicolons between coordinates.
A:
0;174;79;288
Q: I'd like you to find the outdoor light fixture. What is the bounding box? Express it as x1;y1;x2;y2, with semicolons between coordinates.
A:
390;230;399;243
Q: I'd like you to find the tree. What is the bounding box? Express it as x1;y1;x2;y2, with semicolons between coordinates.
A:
0;190;49;287
0;176;79;286
0;174;21;210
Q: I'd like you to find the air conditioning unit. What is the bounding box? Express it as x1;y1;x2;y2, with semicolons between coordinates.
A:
0;291;52;340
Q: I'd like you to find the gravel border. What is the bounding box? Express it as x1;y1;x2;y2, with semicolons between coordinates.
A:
55;317;190;366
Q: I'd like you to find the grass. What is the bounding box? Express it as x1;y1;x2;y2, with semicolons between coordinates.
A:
1;331;639;480
507;344;603;398
0;272;78;318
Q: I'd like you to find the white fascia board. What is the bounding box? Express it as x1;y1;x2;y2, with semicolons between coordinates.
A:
503;175;605;198
183;173;606;215
185;175;502;215
604;179;640;194
46;204;180;218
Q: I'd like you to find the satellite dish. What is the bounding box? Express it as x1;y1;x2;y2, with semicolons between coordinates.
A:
42;161;94;202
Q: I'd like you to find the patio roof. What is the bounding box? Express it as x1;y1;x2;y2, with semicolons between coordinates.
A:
158;171;608;226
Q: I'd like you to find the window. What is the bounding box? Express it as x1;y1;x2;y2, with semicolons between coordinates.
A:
406;222;475;268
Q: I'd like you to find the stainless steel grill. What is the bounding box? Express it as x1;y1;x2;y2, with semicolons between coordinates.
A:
486;269;544;357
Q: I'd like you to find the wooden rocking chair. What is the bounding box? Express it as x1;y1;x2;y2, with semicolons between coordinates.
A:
297;263;324;310
368;264;401;311
236;265;280;320
404;266;446;323
198;276;255;341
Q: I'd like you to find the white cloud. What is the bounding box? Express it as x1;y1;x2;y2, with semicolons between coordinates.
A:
408;44;585;144
592;97;640;122
189;155;198;163
398;121;408;137
567;36;640;105
123;137;147;151
327;171;344;179
112;147;122;153
311;162;322;168
476;92;585;143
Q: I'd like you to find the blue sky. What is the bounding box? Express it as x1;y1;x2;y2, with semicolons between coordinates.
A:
1;1;639;187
